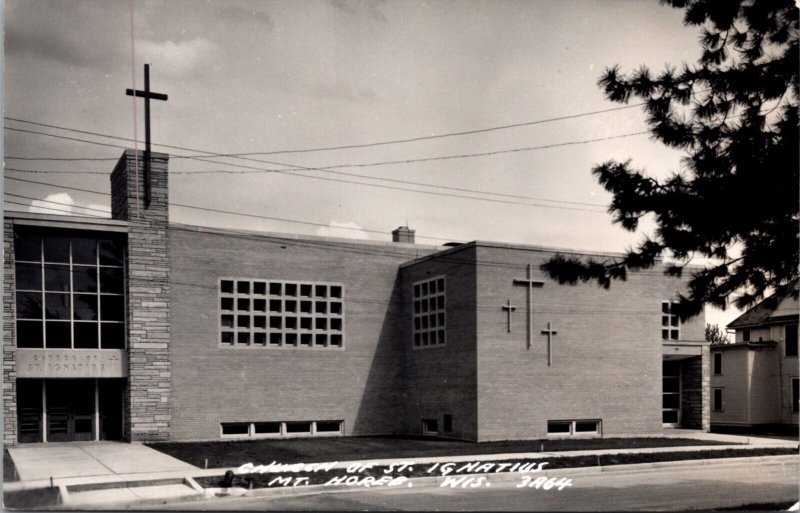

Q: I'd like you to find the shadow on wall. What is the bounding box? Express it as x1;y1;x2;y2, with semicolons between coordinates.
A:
351;274;407;436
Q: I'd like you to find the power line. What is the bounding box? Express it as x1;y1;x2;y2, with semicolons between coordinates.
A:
4;192;111;215
3;117;638;209
4;103;646;159
5;187;689;279
3;123;631;209
4;165;608;208
3;175;456;242
5;165;608;212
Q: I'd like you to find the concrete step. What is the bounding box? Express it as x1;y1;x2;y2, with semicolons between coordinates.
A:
62;477;204;508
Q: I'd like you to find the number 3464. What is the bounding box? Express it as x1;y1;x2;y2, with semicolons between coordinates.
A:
516;476;573;490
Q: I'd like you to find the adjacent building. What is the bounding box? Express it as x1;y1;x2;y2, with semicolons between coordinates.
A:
710;294;799;428
3;150;710;445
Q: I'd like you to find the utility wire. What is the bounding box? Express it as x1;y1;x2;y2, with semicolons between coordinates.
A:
4;103;645;159
5;165;608;212
5;183;680;277
3;176;455;242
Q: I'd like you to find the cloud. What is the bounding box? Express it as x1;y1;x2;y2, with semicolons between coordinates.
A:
135;38;219;76
316;221;371;240
29;193;75;215
27;193;111;217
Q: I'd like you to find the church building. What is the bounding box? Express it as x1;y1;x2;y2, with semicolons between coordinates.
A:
2;150;710;444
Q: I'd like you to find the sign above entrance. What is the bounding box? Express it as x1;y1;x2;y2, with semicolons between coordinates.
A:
17;349;128;378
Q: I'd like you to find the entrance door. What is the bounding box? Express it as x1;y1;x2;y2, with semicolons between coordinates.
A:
98;379;124;440
46;380;95;442
662;361;681;427
17;379;43;443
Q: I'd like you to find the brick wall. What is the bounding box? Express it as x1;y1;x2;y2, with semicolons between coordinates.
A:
168;226;440;441
471;244;700;440
399;246;479;440
111;150;172;441
3;220;17;444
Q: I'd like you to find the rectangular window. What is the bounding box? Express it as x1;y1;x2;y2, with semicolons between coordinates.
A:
413;276;446;348
793;379;799;414
220;423;250;436
221;420;342;439
742;329;750;342
713;353;723;375
422;419;438;434
661;301;680;340
785;324;798;357
713;388;723;412
14;230;126;350
548;420;601;436
219;279;344;349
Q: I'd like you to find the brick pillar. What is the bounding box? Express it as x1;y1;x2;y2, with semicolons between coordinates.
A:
111;150;171;441
700;344;711;432
3;220;17;444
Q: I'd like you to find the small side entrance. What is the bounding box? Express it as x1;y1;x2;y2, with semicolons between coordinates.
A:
662;361;681;426
16;378;125;443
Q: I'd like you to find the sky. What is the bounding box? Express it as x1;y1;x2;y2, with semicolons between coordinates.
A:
2;0;742;328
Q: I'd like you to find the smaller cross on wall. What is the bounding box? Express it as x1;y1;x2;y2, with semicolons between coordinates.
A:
541;321;558;367
502;300;517;333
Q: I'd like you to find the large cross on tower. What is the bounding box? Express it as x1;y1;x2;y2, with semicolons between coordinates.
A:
126;63;168;208
513;264;544;350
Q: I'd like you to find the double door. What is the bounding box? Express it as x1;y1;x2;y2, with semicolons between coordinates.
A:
16;379;124;443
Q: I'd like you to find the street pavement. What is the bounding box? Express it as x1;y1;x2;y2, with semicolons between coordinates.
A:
157;457;800;511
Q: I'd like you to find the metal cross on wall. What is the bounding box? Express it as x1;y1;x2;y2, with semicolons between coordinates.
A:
502;299;517;333
541;321;558;366
126;63;168;208
513;264;544;349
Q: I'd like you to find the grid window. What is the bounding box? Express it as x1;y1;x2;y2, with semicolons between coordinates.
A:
413;276;446;348
661;301;680;340
219;279;344;349
14;230;126;349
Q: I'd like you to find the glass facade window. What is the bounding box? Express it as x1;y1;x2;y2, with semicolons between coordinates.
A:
14;230;125;349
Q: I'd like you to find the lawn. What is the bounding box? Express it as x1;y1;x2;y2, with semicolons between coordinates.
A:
147;435;736;469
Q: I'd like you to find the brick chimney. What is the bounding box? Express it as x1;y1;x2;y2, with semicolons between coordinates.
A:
392;225;415;244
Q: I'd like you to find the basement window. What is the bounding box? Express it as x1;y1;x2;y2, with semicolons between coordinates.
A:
422;419;439;435
220;423;249;436
548;420;601;436
220;420;343;439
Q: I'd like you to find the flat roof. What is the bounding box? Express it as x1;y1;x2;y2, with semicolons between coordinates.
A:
4;211;128;233
169;222;446;251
